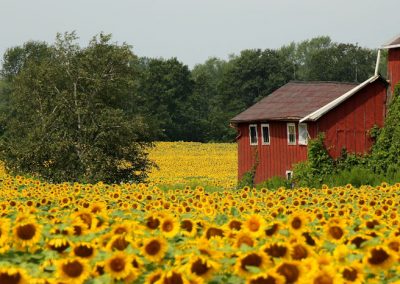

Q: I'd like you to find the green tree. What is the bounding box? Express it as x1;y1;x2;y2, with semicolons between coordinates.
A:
0;32;153;183
137;57;194;141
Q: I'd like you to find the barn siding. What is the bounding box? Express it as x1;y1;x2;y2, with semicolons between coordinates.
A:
388;48;400;93
237;121;310;183
316;79;387;159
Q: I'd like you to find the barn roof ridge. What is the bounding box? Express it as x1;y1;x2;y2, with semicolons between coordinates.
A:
287;80;359;86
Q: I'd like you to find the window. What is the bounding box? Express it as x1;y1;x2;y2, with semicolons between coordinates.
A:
261;124;270;145
298;123;308;145
286;170;293;180
249;124;258;145
287;123;296;145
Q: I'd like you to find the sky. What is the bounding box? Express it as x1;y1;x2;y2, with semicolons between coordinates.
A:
1;0;399;68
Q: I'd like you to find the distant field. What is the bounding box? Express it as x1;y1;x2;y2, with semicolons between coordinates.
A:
148;142;237;189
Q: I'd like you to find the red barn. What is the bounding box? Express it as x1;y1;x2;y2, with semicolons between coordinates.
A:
231;35;400;184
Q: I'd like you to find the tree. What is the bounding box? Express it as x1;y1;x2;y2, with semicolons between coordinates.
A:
137;57;194;141
0;32;153;183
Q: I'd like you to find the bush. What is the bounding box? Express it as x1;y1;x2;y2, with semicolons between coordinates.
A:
324;166;383;187
256;176;291;190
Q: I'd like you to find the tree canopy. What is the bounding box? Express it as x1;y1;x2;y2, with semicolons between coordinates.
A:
0;32;153;183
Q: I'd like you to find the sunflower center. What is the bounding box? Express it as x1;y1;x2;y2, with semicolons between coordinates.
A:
146;217;160;230
277;263;300;283
368;248;390;265
314;274;333;284
0;272;21;284
238;236;254;247
162;221;173;232
291;218;302;230
229;220;242;231
181;220;193;232
50;242;70;253
240;253;262;271
265;224;279;236
388;241;400;252
249;220;260;232
350;236;367;248
77;213;92;228
206;227;224;239
264;244;287;258
291;244;308;260
149;273;162;284
145;240;161;255
74;245;94;257
191;259;209;276
328;226;344;239
114;227;128;234
112;236;129;251
16;223;36;240
62;260;84;278
250;275;278;284
164;272;184;284
342;268;358;281
110;257;126;272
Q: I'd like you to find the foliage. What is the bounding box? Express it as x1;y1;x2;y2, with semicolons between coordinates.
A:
0;32;153;184
307;133;334;181
256;176;291;190
369;84;400;174
323;166;384;187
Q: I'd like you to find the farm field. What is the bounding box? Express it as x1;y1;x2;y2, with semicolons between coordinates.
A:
0;143;399;283
148;142;237;189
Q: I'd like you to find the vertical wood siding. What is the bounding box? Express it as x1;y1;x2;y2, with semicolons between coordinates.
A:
388;48;400;94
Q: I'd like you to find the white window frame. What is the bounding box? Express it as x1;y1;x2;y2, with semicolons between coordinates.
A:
286;170;293;180
261;123;270;145
249;124;258;146
298;123;308;145
287;123;296;145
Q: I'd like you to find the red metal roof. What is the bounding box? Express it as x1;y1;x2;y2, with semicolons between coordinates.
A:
230;81;358;123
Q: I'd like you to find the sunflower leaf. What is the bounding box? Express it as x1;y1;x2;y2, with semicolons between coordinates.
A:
245;265;262;274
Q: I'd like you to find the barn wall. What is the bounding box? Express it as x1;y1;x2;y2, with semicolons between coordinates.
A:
316;79;387;158
388;48;400;93
237;122;316;183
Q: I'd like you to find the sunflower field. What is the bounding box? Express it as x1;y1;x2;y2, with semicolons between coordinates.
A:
0;144;400;283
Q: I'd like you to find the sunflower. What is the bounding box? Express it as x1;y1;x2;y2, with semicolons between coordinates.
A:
226;219;243;232
263;242;290;260
72;242;97;259
180;219;197;237
246;270;285;284
234;251;271;277
141;237;168;262
340;263;364;284
187;254;220;281
363;246;395;271
0;218;10;253
56;257;90;284
288;213;308;234
145;215;161;231
203;224;225;240
160;269;189;284
47;238;70;254
302;265;342;284
111;221;132;235
160;215;180;238
106;234;133;251
243;214;267;238
234;231;255;248
13;218;42;250
324;219;347;244
275;261;303;284
0;267;29;284
290;241;312;261
104;251;133;280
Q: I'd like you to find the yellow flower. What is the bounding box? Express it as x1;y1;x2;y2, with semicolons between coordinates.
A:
234;251;271;277
160;214;180;238
364;245;395;271
187;254;220;281
56;257;90;284
72;242;97;259
275;261;303;284
243;214;266;238
141;237;168;262
246;270;285;284
13;219;42;250
104;251;133;280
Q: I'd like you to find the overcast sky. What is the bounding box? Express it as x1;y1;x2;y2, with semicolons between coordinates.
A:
1;0;399;68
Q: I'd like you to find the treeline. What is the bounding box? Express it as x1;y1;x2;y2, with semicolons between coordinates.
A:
0;34;384;143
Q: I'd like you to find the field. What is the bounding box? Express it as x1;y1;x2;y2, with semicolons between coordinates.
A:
0;143;399;283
